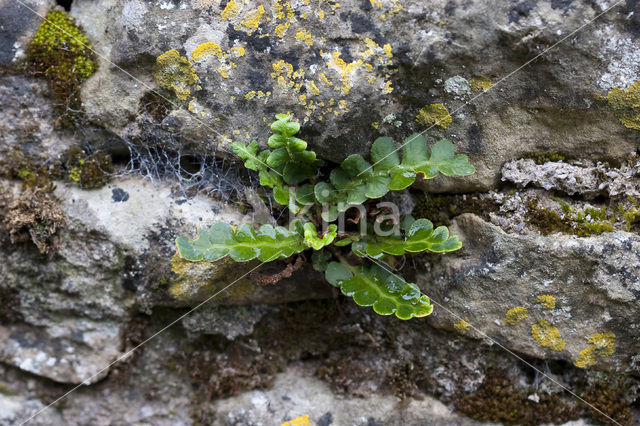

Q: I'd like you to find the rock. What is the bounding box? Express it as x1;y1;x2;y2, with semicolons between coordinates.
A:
68;0;639;191
0;75;75;164
502;157;640;200
0;0;54;66
211;365;481;426
423;213;640;371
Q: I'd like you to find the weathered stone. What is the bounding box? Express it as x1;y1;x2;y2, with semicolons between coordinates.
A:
0;0;54;67
424;213;640;371
70;0;639;192
502;156;640;199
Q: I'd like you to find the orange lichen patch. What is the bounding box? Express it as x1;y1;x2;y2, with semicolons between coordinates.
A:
504;307;528;325
531;320;566;352
416;103;452;129
574;332;616;368
191;42;224;62
221;0;242;20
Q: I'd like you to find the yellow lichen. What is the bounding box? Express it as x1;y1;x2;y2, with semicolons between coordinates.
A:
382;43;393;58
454;318;470;331
153;50;199;101
240;5;265;31
295;29;314;46
307;80;320;96
470;76;493;92
190;42;223;62
382;80;393;94
574;332;616;368
275;23;290;37
217;66;230;79
221;0;242;20
416;103;452;129
531;320;566;351
327;52;363;95
230;46;245;57
606;80;640;130
319;72;333;86
271;60;294;78
282;415;312;426
504;307;528;325
536;295;556;309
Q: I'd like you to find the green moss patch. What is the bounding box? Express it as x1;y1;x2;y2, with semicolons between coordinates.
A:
456;368;579;424
26;10;97;120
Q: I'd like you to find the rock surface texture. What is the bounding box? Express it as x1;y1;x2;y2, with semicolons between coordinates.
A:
1;0;640;425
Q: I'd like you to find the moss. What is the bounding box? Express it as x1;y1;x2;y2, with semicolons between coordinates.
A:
152;50;199;101
531;320;565;351
583;380;632;426
536;295;556;309
65;147;114;189
574;332;616;368
0;186;65;254
26;10;97;120
1;151;60;192
469;76;492;92
455;368;579;425
618;197;640;231
504;307;528;325
520;151;565;165
416;103;452;129
412;192;498;226
606;80;640;130
525;200;614;237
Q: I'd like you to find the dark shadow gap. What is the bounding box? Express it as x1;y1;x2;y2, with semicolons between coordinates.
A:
56;0;72;11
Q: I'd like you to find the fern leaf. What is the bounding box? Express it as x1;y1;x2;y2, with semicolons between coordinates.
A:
315;135;474;211
324;260;433;319
351;218;462;258
176;223;306;263
303;222;337;250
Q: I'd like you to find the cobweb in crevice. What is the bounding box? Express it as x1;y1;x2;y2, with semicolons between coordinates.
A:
114;135;257;203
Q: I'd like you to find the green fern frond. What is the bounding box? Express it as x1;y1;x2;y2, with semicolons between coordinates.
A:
325;259;433;320
176;222;306;262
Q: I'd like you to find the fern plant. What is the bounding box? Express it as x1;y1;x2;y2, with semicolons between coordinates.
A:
176;114;475;319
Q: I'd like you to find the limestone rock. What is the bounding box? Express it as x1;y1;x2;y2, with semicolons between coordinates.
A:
69;0;640;191
424;213;640;371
